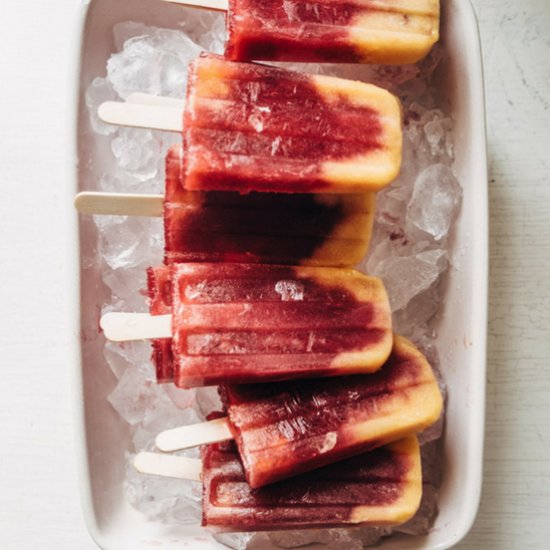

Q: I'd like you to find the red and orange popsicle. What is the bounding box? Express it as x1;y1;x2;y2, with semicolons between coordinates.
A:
225;0;440;64
98;54;403;194
135;436;423;531
137;262;393;387
163;145;376;266
201;436;422;530
184;54;402;193
165;0;440;65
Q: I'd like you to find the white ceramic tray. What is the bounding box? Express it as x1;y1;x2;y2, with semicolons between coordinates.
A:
74;0;487;548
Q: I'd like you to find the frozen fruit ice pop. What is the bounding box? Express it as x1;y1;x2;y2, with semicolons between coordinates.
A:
219;334;442;487
202;436;422;531
183;54;402;194
172;262;393;387
164;145;376;267
147;262;392;387
226;0;440;64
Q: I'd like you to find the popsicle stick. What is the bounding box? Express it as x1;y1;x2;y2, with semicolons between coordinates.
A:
74;192;163;217
162;0;228;12
100;312;171;341
126;92;184;109
98;101;183;132
156;417;233;452
134;452;202;481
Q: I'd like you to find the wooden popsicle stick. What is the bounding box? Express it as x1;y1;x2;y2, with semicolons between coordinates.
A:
74;191;163;217
156;417;233;452
162;0;228;12
126;92;184;109
98;101;183;132
100;312;172;341
134;452;202;481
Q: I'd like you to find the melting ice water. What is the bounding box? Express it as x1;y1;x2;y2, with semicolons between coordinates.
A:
86;16;461;550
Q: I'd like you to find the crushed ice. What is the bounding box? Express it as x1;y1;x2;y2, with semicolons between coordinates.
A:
275;280;305;301
85;17;461;550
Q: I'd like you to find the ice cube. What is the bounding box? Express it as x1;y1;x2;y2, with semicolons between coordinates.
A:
407;164;462;241
85;77;118;135
104;340;135;380
418;410;445;446
194;387;223;420
97;215;162;270
102;266;148;311
131;425;157;452
371;248;448;312
419;440;444;486
108;368;157;426
125;459;202;524
195;12;227;55
424;119;445;155
99;170;160;196
393;288;441;339
375;183;411;226
355;526;393;546
268;529;363;549
111;128;161;180
107;38;163;99
110;340;155;375
180;10;226;50
108;25;202;99
113;21;150;51
164;384;197;410
394;484;438;535
267;527;390;549
214;533;256;550
141;391;202;440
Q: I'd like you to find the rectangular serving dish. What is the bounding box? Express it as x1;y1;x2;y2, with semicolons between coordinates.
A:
73;0;487;548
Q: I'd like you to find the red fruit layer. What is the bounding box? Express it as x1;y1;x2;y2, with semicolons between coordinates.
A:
201;440;411;531
183;54;383;193
227;0;364;62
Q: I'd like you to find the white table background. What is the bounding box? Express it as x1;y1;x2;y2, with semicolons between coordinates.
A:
0;0;548;548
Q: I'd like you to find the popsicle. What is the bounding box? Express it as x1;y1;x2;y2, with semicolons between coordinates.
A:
135;436;423;531
163;145;376;266
156;334;442;487
75;144;376;267
98;54;403;194
103;262;393;387
164;0;440;65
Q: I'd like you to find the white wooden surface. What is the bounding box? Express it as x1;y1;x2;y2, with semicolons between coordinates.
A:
0;0;548;548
